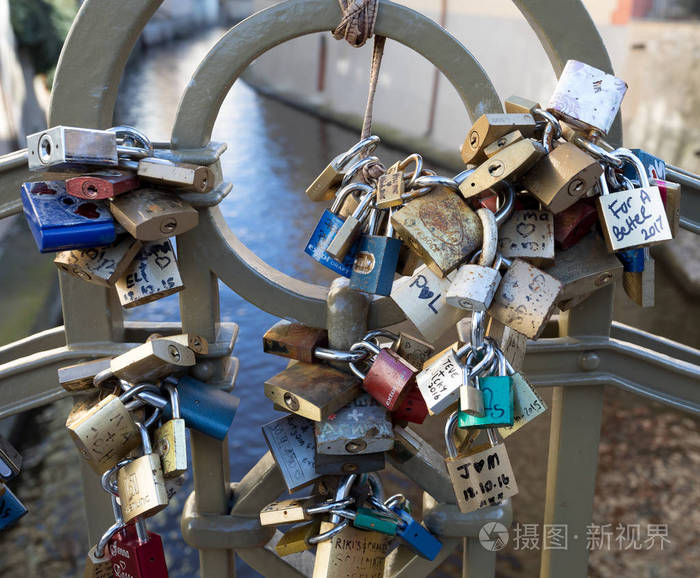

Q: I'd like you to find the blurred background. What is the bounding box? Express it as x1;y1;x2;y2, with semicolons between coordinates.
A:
0;0;698;576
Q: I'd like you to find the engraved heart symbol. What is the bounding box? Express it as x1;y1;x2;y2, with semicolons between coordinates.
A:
516;223;536;238
528;274;546;292
155;255;171;270
474;459;485;473
418;287;434;300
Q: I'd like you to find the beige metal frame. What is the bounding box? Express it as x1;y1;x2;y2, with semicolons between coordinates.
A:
0;1;698;577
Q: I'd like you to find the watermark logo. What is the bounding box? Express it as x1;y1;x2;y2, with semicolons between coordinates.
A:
479;521;509;551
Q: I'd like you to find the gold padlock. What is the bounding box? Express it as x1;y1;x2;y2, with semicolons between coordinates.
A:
108;337;195;383
276;520;322;557
483;130;524;158
136;157;215;193
460;113;537;165
313;521;389;578
153;385;188;478
109;188;199;240
54;236;142;287
623;248;655;308
391;187;482;277
504;95;541;115
58;357;112;392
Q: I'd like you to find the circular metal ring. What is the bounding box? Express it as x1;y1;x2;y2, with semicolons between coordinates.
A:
336;136;380;168
307;519;350;544
396;153;423;190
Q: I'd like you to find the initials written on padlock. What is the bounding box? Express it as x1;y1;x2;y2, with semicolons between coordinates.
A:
262;413;319;492
497;210;555;265
55;236;143;287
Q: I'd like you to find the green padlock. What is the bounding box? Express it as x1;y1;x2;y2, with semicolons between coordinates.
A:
334;507;400;535
459;347;514;428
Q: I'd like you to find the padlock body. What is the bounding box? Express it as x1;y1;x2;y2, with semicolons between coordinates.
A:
164;376;239;440
313;521;389;578
459;384;485;417
486;318;527;372
66;170;139;199
445;443;519;514
262;414;319;492
498;373;547;438
304;209;358;277
498;210;555;264
55;355;117;393
66;394;140;474
108;526;169;578
596;185;672;251
276;520;321;556
376;171;404;208
349;235;402;295
263;320;328;364
117;453;169;523
362;349;417;411
325;214;364;261
21;181;116;253
458;376;514;428
390;507;442;560
83;544;113;578
354;508;399;535
393;385;429;424
260;497;312;526
314;451;385;475
553;198;598;249
547;60;627;134
461;113;536;165
137;157;215;193
115;239;185;308
416;346;463;416
315;393;393;455
154;418;188;477
622;249;655;307
110;338;195;383
27;126;118;172
390;265;461;343
306;161;343;201
652;178;681;237
0;483;27;529
625;148;666;180
617;248;645;273
391;188;482;277
446;264;501;311
392;332;434;370
55;236;143;287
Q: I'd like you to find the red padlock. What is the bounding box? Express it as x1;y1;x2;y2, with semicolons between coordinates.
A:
392;385;429;424
66;170;139;200
108;520;169;578
349;341;417;411
553;198;598;249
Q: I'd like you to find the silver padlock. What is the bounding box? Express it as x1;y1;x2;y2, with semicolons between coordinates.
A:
26;126;118;172
262;413;319;492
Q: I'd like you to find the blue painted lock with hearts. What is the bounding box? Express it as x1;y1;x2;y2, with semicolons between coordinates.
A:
0;483;28;530
21;181;115;253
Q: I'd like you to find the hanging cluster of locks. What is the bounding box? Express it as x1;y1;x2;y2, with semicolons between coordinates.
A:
1;59;681;576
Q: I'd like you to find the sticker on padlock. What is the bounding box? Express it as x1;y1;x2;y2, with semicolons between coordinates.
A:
55;236;143;287
26;126;118;172
114;239;184;309
444;413;518;514
66;170;139;200
21;181;117;253
262;413;319;492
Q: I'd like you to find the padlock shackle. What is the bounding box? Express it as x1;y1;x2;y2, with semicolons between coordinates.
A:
313;347;369;363
363;329;399;345
165;384;181;420
411;174;460;193
493;180;516;226
331;182;374;213
304;496;355;515
366;472;385;503
444;411;460;459
396;153;423;190
340;155;382;188
475;208;499;267
108;125;153;152
573;136;623;168
611;148;651;189
306;518;349;545
95;519;124;560
134;421;153;455
347;340;382;380
329;473;358;524
335;135;380;169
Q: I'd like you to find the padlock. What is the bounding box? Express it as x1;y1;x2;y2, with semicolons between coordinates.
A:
497;209;555;265
522;141;603;213
390;264;462;342
108;520;169;578
458;138;546;199
391;186;482;277
106;337;195;383
306;135;379;201
304;182;371;276
498;357;547;439
158;333;208;355
625;148;666;181
483;130;525;158
485;318;527;372
84;475;125;578
275;519;322;556
314;392;394;455
66;170;139;200
651;178;681;237
0;482;28;530
396;241;424;276
387;496;442;560
444;412;518;514
0;436;22;481
114;239;185;308
348;340;418;411
26;126;118;172
458;346;486;418
134;157;215;193
325;187;376;261
460;113;537;165
596;149;672;251
375;171;404;209
154;385;187;478
504;95;541;115
547;60;627;135
553;197;598;249
21;181;117;253
260;495;354;526
314;450;386;475
163;375;239;440
416;342;477;416
335;506;400;535
264;361;360;421
117;421;168;523
488;258;562;339
262;413;319;492
622;247;655;307
335;155;383;218
459;348;514;428
109;188;199;240
392;385;429;424
349;209;402;295
263;320;328;364
548;232;622;306
54;236;143;286
391;332;434;371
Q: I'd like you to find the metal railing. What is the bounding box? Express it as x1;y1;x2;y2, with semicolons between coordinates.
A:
0;0;698;576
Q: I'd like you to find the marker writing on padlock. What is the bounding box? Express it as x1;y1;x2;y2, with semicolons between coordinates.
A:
409;274;441;313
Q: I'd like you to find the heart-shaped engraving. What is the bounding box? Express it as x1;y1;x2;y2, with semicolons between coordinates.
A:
516;222;536;238
418;287;434;300
528;274;546;292
155;255;171;270
473;459;486;474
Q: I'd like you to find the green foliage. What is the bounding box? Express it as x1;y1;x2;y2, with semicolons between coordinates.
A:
9;0;78;76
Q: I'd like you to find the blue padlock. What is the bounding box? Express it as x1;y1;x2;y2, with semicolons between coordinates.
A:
625;149;665;181
617;248;645;273
388;497;442;561
304;182;370;277
349;208;402;295
164;375;239;441
21;181;116;253
0;483;28;531
459;348;514;429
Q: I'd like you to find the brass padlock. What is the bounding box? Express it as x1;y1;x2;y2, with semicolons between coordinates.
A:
264;362;361;421
652;178;681;237
504;95;541;115
263;320;328;364
152;332;208;355
325;187;375;261
391;187;482;277
109;188;199;240
623;248;655;308
135;157;215;193
276;520;322;556
497;209;555;266
459;138;546;199
114;239;184;308
460;113;537;165
313;521;389;577
154;385;188;478
54;236;143;286
107;337;195;383
483;130;524;158
522;141;603;214
391;332;434;371
117;421;169;523
58;357;112;392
